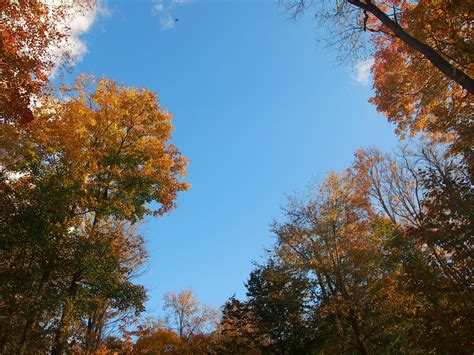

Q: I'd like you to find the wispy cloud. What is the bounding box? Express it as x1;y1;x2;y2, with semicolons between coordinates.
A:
354;58;375;86
153;0;190;30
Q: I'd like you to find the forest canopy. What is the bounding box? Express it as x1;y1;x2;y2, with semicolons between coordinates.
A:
0;0;472;353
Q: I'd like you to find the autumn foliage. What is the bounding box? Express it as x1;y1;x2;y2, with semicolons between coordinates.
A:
283;0;473;153
0;0;95;124
216;145;473;353
369;0;473;152
0;77;188;353
1;0;473;354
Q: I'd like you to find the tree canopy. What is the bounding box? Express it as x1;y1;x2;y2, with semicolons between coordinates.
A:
1;1;472;353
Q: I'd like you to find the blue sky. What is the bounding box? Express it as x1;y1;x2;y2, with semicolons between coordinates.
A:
67;0;398;315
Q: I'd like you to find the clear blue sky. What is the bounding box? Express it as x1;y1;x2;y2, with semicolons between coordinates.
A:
68;0;398;316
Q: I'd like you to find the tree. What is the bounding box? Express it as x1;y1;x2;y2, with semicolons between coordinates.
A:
0;0;95;124
351;145;472;290
218;143;473;353
270;163;461;353
367;0;473;154
217;260;318;355
216;296;260;354
103;335;125;353
284;0;473;91
131;291;218;354
244;261;317;354
163;289;218;340
134;328;183;354
0;75;189;353
351;145;474;352
273;172;379;354
282;0;473;152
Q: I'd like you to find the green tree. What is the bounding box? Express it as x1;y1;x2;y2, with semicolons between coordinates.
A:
245;261;317;354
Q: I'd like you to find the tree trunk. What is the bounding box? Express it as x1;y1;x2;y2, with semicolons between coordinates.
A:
348;309;367;355
84;303;108;354
17;269;51;355
51;272;81;355
0;313;12;353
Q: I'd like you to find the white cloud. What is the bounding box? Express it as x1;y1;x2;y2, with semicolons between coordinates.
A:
153;0;190;30
44;0;110;71
61;6;97;62
354;57;375;86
